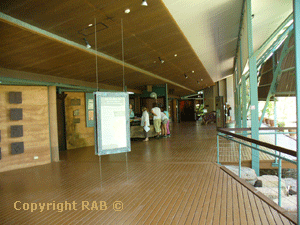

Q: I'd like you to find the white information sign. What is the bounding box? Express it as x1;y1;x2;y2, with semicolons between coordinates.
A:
94;92;131;155
100;97;127;150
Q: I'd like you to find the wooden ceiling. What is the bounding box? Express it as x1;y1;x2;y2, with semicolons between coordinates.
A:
0;0;215;96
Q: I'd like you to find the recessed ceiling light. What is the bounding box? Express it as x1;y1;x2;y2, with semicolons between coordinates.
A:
141;0;148;6
201;79;203;81
174;54;177;57
154;61;156;63
88;24;93;27
192;71;194;73
125;9;130;13
158;57;164;63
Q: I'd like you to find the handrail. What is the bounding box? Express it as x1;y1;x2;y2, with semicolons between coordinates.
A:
217;126;298;218
217;128;297;157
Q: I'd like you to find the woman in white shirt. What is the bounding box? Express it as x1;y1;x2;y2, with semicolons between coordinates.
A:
141;106;150;141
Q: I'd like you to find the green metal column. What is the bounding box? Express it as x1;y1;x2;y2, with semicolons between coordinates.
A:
293;0;300;223
240;37;247;129
247;0;260;175
242;74;247;129
235;76;241;128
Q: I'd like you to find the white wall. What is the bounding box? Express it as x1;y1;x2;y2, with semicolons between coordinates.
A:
204;85;217;112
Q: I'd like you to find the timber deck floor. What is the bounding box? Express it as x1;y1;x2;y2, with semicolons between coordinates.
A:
0;122;296;224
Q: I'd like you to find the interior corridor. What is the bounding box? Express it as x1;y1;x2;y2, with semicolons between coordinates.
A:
0;122;295;224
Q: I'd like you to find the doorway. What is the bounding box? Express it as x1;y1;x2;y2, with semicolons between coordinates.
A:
56;93;67;151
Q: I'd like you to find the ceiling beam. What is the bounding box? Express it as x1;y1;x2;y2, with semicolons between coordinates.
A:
0;12;195;94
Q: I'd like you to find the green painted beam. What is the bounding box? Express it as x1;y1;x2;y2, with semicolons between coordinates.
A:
259;31;294;127
293;0;300;223
254;13;294;58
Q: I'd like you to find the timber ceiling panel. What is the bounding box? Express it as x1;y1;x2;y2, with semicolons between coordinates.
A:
0;0;215;96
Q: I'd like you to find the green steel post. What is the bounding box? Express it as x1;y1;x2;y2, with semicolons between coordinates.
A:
242;75;247;130
236;43;243;128
294;0;300;223
274;96;279;165
217;135;220;164
259;33;293;128
239;144;241;178
278;153;282;207
247;0;260;176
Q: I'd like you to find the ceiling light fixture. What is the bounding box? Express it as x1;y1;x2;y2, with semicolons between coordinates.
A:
174;54;177;57
201;79;203;81
83;38;91;49
125;9;130;13
141;0;148;6
158;57;164;63
192;70;194;73
184;74;188;79
88;24;93;27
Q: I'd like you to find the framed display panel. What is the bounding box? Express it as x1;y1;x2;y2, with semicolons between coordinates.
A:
85;93;94;127
94;92;131;156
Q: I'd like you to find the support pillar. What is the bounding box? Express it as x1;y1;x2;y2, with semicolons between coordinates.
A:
247;0;259;175
293;0;300;223
242;74;247;129
48;86;59;162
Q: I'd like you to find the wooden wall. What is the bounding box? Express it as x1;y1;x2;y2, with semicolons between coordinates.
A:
0;86;51;172
64;92;94;150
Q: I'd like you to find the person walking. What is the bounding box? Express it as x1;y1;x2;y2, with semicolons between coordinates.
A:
160;110;169;138
162;108;171;137
141;106;150;142
151;103;161;138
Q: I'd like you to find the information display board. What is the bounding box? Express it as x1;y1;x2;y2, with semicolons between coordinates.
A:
94;92;131;156
85;93;94;127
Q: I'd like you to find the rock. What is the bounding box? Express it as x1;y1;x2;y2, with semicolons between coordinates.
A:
254;179;262;187
289;189;297;196
259;175;287;192
256;187;287;199
273;195;297;212
284;178;297;194
225;165;257;185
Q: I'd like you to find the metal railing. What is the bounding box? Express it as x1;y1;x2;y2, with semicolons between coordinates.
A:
217;127;298;221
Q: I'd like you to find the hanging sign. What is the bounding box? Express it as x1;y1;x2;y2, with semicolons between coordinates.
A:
94;92;131;156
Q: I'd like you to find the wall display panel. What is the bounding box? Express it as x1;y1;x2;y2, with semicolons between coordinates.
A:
11;142;24;155
94;92;131;156
85;93;94;127
0;86;51;172
71;99;81;106
10;108;23;120
9;92;22;104
11;125;23;138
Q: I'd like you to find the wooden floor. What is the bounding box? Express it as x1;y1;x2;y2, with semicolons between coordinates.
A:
0;122;296;224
